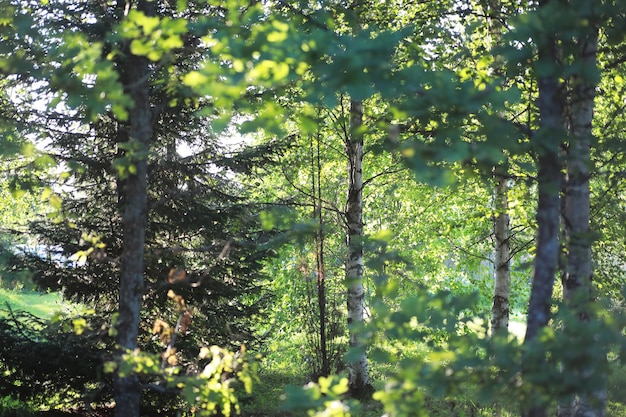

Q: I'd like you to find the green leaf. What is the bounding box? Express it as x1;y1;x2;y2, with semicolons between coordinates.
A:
182;71;209;88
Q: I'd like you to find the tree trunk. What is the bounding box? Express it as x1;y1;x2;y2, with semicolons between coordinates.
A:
562;20;596;323
114;2;154;416
523;100;562;417
345;99;372;399
313;132;330;377
481;0;511;336
491;171;510;333
523;1;564;415
557;18;605;417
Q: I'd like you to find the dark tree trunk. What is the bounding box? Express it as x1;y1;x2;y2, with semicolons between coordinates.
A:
523;1;564;415
114;2;155;416
312;132;330;376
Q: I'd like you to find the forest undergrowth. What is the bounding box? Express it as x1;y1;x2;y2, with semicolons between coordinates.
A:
1;289;626;417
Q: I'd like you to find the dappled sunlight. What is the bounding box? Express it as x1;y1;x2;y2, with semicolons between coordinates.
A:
0;0;623;416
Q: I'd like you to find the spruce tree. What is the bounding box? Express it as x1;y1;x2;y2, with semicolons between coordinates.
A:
3;0;275;411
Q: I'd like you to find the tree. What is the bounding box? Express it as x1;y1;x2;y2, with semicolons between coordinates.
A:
345;98;374;398
491;168;511;333
519;1;619;416
114;2;155;414
1;0;278;414
521;2;564;416
561;3;597;323
558;2;604;415
480;0;512;335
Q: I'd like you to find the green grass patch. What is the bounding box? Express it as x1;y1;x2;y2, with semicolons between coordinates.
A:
239;369;303;416
0;288;66;318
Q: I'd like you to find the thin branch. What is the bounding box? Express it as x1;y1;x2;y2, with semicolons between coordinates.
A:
363;166;406;187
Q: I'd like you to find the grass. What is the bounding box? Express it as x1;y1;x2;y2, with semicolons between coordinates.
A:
0;288;67;318
608;361;626;417
239;370;302;416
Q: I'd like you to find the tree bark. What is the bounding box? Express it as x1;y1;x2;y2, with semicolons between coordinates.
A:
562;22;596;320
523;96;562;417
114;2;155;416
345;99;372;399
557;17;605;417
523;1;564;415
491;171;510;333
481;0;511;336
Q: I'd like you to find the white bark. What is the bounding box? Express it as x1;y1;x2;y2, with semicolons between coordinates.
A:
345;99;371;398
482;0;511;335
558;19;605;417
562;35;595;309
491;172;510;333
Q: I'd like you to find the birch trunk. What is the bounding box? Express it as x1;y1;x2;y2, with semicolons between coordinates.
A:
345;99;372;399
114;2;154;416
558;20;605;417
481;0;511;335
562;19;596;327
523;1;564;415
491;172;510;333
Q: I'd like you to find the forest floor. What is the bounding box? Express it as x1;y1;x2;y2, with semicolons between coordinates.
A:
1;289;626;417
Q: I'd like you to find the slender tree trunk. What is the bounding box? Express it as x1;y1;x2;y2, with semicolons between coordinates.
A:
481;0;511;335
557;19;605;417
523;1;564;415
345;99;372;399
491;171;510;333
313;132;330;376
114;2;154;416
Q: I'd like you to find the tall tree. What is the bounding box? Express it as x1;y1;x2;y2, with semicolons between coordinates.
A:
523;2;564;417
523;4;563;340
313;130;331;377
114;1;155;415
559;4;604;416
345;98;372;398
561;6;597;325
2;0;276;413
481;0;512;334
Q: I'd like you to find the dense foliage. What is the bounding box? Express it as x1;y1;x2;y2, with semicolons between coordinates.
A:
1;0;626;416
